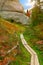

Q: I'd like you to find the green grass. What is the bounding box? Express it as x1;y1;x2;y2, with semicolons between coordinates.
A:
9;33;31;65
0;18;31;65
8;40;31;65
23;26;43;65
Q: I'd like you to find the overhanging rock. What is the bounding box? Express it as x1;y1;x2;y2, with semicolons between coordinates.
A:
0;11;29;24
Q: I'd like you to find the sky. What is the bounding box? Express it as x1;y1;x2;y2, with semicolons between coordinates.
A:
19;0;35;12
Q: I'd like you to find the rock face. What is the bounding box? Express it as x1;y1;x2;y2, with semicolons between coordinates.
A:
0;0;23;12
0;11;29;24
0;0;29;24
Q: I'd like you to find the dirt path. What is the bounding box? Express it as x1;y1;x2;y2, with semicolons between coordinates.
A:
20;34;40;65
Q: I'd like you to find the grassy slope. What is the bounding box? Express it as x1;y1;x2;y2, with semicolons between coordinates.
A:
0;18;31;65
0;19;18;65
9;40;31;65
0;18;25;34
23;25;43;65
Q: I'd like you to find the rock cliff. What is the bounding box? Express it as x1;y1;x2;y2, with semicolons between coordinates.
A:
0;0;23;12
0;0;29;24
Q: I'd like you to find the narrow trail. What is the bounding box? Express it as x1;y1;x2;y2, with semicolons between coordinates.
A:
20;34;40;65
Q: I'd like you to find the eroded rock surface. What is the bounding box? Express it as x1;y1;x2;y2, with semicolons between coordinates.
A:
0;0;23;12
0;0;29;24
